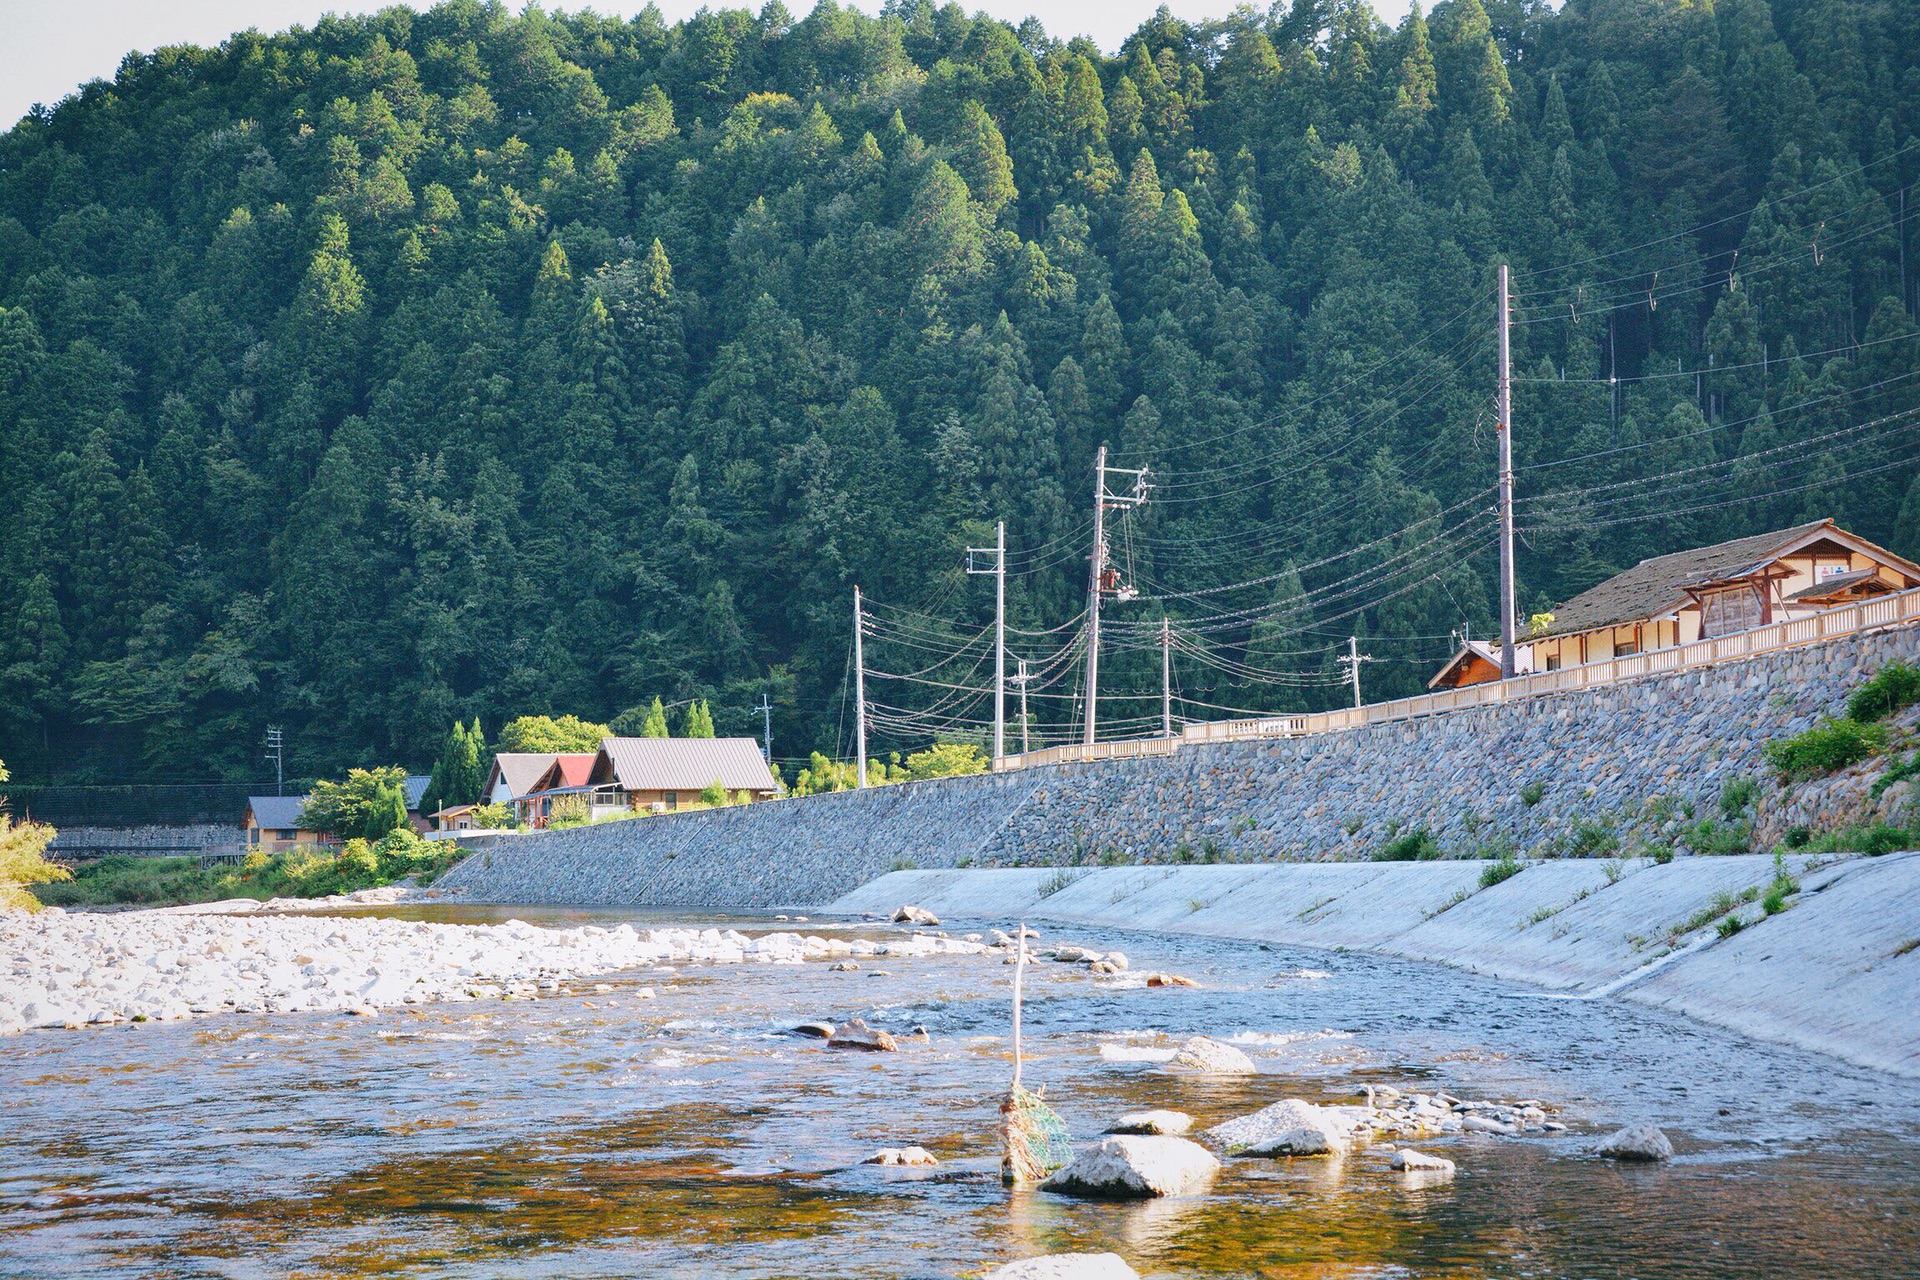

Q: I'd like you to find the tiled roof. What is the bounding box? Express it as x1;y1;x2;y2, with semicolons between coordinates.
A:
1544;520;1833;637
596;737;778;794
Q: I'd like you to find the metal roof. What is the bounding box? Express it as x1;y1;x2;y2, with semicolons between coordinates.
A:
404;774;431;811
592;737;778;794
246;795;311;830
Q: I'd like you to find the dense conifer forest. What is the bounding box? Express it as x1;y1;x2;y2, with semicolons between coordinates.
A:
1;0;1917;783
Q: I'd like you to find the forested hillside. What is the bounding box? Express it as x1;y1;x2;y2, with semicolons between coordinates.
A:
1;0;1917;783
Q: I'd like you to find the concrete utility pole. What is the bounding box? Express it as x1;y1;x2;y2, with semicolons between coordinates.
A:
1083;446;1151;746
853;586;868;788
755;693;773;762
264;726;285;796
1497;262;1518;679
1015;658;1031;754
1339;636;1375;709
1160;618;1174;738
967;520;1007;764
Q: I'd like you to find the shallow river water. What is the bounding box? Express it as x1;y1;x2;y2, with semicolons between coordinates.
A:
3;905;1917;1279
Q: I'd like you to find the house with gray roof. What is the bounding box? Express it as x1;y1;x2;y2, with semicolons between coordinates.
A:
242;795;329;853
583;737;780;814
1432;519;1920;688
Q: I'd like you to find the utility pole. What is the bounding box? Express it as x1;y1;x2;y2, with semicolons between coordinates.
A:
967;520;1007;764
1083;446;1151;746
1014;658;1031;754
264;726;285;796
1160;618;1174;738
853;586;868;788
754;693;773;762
1496;262;1518;679
1338;637;1375;709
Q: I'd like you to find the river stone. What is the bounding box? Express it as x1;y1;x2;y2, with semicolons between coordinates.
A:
891;905;940;926
1105;1109;1193;1136
1144;973;1198;988
1167;1036;1257;1074
1391;1148;1456;1174
1042;1136;1220;1200
1597;1123;1674;1162
1053;946;1102;963
827;1018;898;1051
984;1254;1140;1280
790;1021;835;1039
864;1146;937;1166
1462;1115;1518;1135
1209;1099;1361;1155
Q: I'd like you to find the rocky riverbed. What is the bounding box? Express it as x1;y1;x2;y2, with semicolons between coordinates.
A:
0;903;993;1035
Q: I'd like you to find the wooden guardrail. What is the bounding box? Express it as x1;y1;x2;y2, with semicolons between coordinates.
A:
993;585;1920;773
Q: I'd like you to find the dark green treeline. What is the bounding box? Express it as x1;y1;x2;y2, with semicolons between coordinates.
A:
1;0;1917;782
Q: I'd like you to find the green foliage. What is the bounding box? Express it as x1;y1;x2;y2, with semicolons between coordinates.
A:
470;802;514;828
698;778;730;807
545;795;593;829
1763;719;1889;780
1719;777;1758;820
1845;662;1920;723
0;1;1913;785
902;741;987;780
680;701;715;739
498;715;609;754
640;698;670;738
424;719;486;813
1479;854;1524;888
299;766;409;840
1520;781;1546;808
1374;828;1440;862
1804;823;1916;855
1717;914;1745;939
1870;751;1920;799
1557;818;1620;859
36;837;466;907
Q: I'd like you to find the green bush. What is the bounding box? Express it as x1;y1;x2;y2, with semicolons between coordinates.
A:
547;795;592;829
1682;817;1752;855
698;778;731;807
1647;845;1676;865
1560;817;1620;858
1520;780;1546;808
1479;854;1524;888
1783;825;1812;849
1762;718;1888;780
1719;777;1758;819
1374;828;1440;861
1845;661;1920;722
336;838;378;880
1716;914;1745;938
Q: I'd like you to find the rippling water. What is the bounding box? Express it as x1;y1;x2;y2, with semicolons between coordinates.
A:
3;904;1917;1279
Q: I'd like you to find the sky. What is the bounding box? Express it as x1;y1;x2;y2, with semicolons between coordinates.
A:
0;0;1418;131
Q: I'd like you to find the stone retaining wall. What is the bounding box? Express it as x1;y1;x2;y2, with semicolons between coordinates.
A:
436;623;1920;907
47;825;244;858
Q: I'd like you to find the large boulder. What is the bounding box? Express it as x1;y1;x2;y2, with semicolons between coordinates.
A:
1209;1099;1368;1155
827;1018;899;1051
891;905;940;926
1105;1109;1193;1136
1597;1123;1674;1162
984;1254;1141;1280
1042;1135;1220;1200
1166;1036;1257;1075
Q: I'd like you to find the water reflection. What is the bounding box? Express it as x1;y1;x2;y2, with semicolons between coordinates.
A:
1;910;1916;1278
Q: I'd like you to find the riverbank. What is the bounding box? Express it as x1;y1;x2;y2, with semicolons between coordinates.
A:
830;852;1920;1078
0;905;993;1035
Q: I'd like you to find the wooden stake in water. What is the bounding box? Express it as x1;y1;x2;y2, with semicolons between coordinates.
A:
1000;921;1071;1186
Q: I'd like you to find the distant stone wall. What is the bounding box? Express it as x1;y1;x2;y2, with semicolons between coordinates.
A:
435;622;1920;907
47;825;245;859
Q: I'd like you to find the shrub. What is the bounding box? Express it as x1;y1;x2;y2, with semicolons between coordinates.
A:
1860;824;1914;856
1520;780;1546;808
1845;662;1920;722
1647;845;1676;865
546;795;591;829
1374;828;1441;861
699;778;731;807
1762;718;1888;780
470;802;513;828
0;809;67;911
241;849;270;874
1683;817;1752;855
1479;854;1524;888
336;838;378;880
902;741;988;780
1719;777;1758;819
1561;817;1620;859
1783;824;1812;848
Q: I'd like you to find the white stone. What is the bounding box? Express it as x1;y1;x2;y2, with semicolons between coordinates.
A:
863;1146;938;1166
1597;1123;1674;1162
1043;1136;1220;1200
1390;1148;1456;1174
1105;1109;1193;1136
1166;1035;1257;1075
984;1254;1141;1280
890;904;940;926
1209;1099;1369;1155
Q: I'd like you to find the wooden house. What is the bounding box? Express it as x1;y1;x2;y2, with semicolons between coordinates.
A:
580;737;780;815
242;795;329;854
483;753;561;808
1432;519;1920;689
511;752;597;828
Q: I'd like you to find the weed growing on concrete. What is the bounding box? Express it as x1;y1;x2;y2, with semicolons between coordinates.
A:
1423;887;1472;920
1893;938;1920;958
1645;844;1676;865
1761;852;1799;915
1555;817;1620;859
1602;858;1626;885
1521;780;1547;808
1097;848;1128;867
1342;815;1364;836
1374;828;1441;861
1037;869;1083;897
1719;777;1759;819
1295;895;1337;922
1682;815;1752;855
1672;886;1762;942
1717;914;1745;938
1187;897;1208;914
1479;854;1524;888
891;858;919;872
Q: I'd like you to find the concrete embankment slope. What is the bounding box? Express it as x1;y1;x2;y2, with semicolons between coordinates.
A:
430;769;1050;907
438;622;1920;909
829;853;1920;1078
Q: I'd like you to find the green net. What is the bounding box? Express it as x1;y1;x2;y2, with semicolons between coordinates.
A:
1001;1085;1073;1185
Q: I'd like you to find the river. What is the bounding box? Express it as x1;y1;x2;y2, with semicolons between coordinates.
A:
2;905;1916;1278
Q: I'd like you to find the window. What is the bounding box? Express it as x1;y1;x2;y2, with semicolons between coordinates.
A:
1701;585;1762;637
664;791;678;811
1544;654;1561;671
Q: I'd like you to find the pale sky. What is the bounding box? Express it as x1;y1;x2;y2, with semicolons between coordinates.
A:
0;0;1417;131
